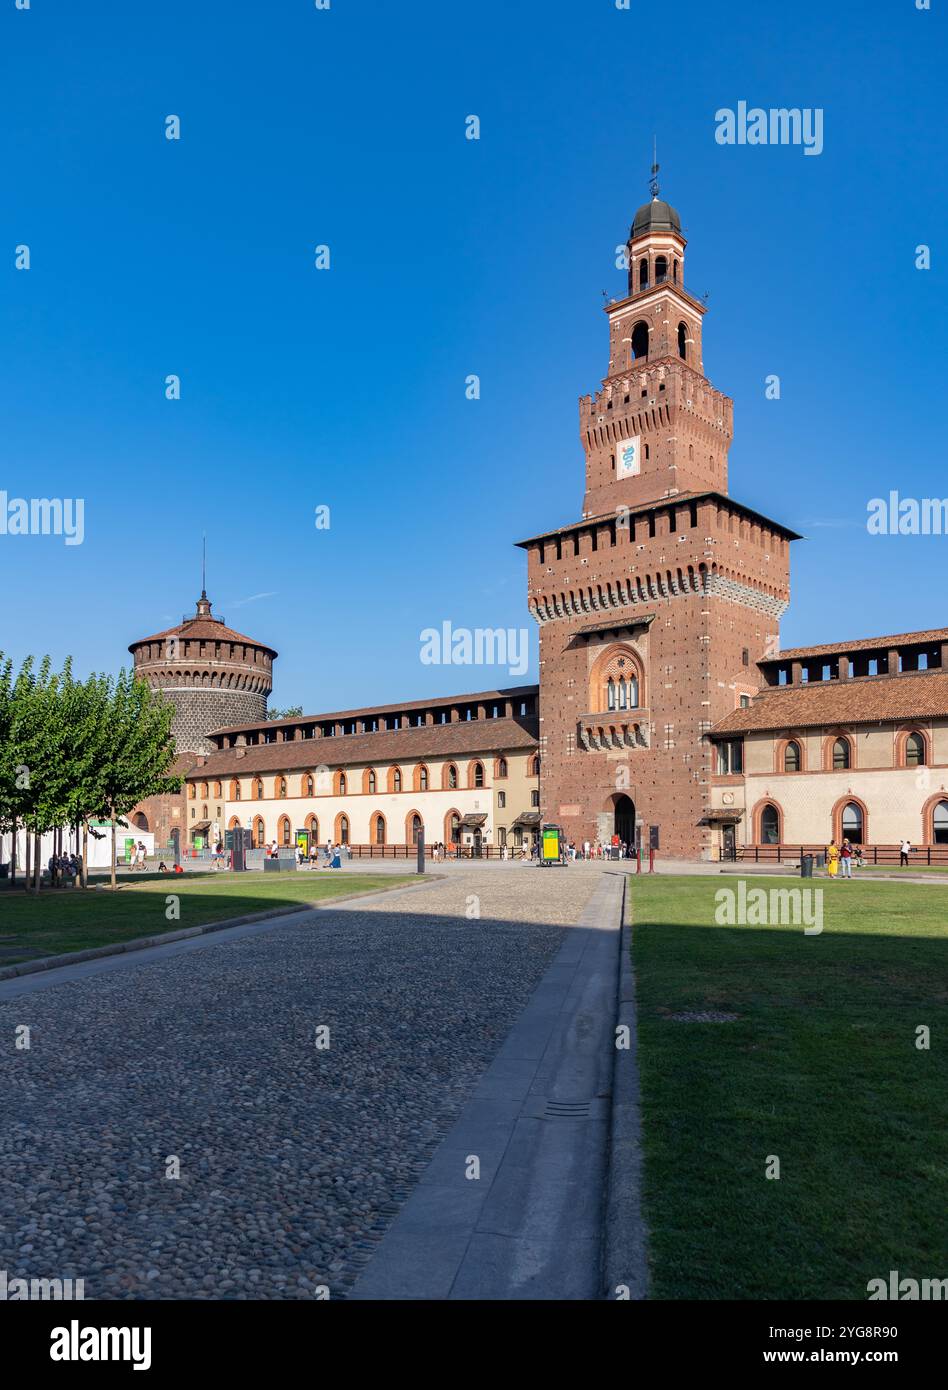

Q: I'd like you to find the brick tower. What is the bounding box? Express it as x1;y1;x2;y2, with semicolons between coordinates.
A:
129;591;277;756
518;183;799;859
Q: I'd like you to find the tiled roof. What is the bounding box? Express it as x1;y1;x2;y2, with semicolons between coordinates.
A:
188;716;539;779
770;627;948;662
210;685;539;737
713;671;948;734
131;615;277;656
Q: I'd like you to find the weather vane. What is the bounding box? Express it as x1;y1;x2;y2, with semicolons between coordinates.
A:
649;136;660;199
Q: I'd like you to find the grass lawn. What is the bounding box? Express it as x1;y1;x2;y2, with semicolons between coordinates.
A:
630;874;948;1299
0;871;419;965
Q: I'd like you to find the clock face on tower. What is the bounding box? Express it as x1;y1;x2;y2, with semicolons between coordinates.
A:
616;435;641;477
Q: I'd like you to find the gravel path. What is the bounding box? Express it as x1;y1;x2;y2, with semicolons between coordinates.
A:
0;866;601;1299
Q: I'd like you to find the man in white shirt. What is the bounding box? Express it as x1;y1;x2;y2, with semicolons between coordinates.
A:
900;839;911;867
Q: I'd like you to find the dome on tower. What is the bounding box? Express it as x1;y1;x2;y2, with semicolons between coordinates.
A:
631;197;681;238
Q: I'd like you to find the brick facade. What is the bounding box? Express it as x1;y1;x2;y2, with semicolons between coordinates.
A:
518;190;797;858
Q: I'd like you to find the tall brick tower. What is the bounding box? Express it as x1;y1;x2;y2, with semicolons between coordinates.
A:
518;182;799;858
129;591;277;755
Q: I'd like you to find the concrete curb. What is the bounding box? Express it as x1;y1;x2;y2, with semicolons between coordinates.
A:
601;874;649;1300
0;874;434;982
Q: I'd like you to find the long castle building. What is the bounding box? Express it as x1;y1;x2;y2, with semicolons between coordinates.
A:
129;187;948;861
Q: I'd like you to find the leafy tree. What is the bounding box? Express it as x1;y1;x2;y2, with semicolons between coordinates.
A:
267;705;303;721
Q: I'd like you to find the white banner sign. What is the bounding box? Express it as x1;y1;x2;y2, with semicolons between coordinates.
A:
616;435;641;477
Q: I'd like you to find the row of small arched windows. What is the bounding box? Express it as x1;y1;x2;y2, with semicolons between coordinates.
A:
781;732;928;773
758;798;948;847
221;756;539;802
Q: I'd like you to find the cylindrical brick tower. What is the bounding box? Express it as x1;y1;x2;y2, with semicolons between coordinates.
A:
129;591;277;753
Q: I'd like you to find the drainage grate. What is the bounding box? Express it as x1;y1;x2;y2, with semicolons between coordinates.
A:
542;1099;593;1120
668;1010;738;1023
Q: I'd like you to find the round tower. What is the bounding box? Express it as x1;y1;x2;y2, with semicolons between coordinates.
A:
129;591;277;753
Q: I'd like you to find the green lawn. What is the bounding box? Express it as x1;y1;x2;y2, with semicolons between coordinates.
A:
630;875;948;1299
0;871;418;965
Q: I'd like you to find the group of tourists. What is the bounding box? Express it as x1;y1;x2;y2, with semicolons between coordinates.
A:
46;852;83;884
825;839;864;878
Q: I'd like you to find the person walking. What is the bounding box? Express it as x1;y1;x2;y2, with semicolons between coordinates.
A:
839;838;853;879
900;838;911;867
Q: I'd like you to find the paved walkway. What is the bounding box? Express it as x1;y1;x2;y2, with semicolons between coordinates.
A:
0;864;618;1300
349;869;625;1299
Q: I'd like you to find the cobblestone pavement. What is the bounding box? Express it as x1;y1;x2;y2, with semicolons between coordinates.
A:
0;866;603;1300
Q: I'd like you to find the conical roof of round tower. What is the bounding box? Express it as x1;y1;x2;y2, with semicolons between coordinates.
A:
631;196;682;238
128;593;278;658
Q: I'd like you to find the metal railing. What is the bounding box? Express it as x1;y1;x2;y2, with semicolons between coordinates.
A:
739;844;948;867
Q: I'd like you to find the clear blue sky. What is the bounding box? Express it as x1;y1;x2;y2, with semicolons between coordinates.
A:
2;0;945;712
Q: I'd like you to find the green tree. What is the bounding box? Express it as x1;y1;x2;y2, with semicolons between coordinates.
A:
88;670;180;890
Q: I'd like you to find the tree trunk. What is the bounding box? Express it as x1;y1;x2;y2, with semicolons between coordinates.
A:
110;812;117;891
34;832;42;893
9;817;16;887
24;828;30;892
81;820;88;889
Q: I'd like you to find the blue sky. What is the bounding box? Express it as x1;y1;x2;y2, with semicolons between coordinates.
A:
1;0;945;712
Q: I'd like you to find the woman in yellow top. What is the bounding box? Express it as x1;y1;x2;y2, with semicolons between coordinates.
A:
826;840;840;877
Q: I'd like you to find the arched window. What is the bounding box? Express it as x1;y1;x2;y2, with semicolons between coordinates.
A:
760;804;781;845
654;255;667;283
337;813;350;846
305;774;314;796
784;741;801;773
132;812;149;831
638;257;648;289
842;802;864;845
410;814;423;845
933;801;948;845
630;320;649;362
338;772;347;795
677;322;688;360
367;770;377;794
279;816;291;846
673;258;679;283
214;782;222;798
306;813;319;844
200;782;209;799
497;826;507;847
497;758;508;778
392;769;402;793
231;780;241;801
449;813;460;844
202;805;208;821
905;732;926;767
447;764;458;789
188;783;196;800
472;762;484;788
594;646;643;716
375;814;386;845
416;764;429;792
254;779;264;800
833;737;851;770
278;776;287;799
253;816;265;848
532;754;540;776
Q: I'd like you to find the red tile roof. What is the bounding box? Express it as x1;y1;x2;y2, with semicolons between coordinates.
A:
713;671;948;734
131;614;278;656
210;685;539;736
770;627;948;662
188;716;539;779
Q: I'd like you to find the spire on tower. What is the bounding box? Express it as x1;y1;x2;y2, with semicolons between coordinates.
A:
649;136;660;200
